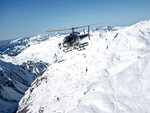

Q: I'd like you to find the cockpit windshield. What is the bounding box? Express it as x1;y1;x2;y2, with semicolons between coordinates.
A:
64;35;74;42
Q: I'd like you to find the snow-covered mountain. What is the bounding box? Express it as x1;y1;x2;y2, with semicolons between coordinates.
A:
1;20;150;113
0;35;50;113
0;34;50;56
0;59;48;112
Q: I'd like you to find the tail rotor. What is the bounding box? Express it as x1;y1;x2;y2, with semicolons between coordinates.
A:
83;29;85;34
88;26;90;40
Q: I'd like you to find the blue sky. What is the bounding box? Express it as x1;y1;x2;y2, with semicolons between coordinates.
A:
0;0;150;40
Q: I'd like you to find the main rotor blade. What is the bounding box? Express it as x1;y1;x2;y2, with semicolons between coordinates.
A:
46;22;106;32
75;22;106;29
47;28;70;32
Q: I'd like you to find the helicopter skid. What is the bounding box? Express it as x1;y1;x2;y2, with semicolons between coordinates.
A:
63;48;73;53
79;42;88;48
62;42;88;53
77;47;85;51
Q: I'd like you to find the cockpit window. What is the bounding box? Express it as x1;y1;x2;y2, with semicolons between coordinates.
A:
64;36;74;42
68;36;74;42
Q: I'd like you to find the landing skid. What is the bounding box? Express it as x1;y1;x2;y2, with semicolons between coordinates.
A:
63;42;88;53
63;48;72;53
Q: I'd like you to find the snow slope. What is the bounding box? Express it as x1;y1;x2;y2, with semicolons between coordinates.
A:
0;35;50;113
16;20;150;113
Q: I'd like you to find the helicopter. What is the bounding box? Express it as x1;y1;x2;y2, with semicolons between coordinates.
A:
47;22;104;53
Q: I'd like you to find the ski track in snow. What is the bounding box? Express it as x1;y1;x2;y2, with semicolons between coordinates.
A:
1;20;150;113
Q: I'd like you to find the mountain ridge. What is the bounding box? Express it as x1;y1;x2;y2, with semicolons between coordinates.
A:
0;20;150;113
15;20;150;113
